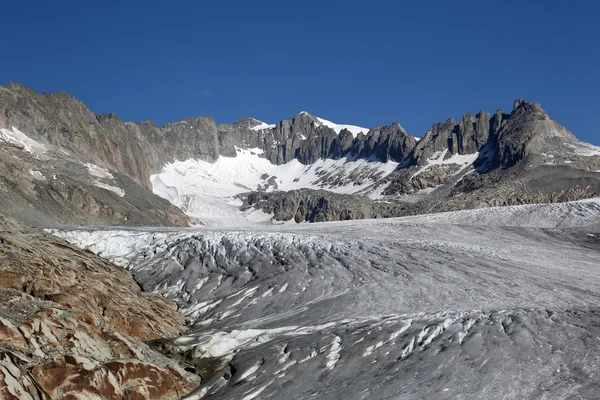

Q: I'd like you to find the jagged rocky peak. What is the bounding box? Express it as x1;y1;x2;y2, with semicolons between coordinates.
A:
512;97;528;111
405;98;576;168
218;110;419;164
241;117;272;130
96;113;123;123
349;122;417;162
390;121;408;134
495;98;576;168
139;118;158;127
296;110;318;120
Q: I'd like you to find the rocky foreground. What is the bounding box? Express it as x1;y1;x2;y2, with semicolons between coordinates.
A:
0;216;199;399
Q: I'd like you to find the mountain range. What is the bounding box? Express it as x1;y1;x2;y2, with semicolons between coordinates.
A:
1;82;599;227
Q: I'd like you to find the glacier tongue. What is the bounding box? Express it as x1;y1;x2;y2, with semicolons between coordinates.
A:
52;200;600;399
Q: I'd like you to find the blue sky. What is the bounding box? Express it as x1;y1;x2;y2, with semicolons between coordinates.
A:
1;0;598;143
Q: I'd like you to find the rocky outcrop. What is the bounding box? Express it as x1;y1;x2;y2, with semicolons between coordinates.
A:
408;111;497;167
0;290;199;400
241;189;411;222
494;99;575;168
349;122;416;162
0;216;186;340
0;216;201;398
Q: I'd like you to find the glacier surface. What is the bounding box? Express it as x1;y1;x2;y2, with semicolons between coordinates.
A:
52;199;600;399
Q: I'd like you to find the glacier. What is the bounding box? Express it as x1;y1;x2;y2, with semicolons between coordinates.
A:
51;199;600;399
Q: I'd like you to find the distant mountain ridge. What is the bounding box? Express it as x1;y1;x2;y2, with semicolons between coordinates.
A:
0;82;599;226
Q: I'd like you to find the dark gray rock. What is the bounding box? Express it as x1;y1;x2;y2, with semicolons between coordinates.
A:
494;100;575;168
240;189;411;222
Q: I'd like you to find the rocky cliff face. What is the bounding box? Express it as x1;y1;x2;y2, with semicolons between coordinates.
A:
239;100;600;222
494;99;576;168
0;84;152;189
218;112;418;165
0;216;200;399
0;83;223;185
134;116;220;173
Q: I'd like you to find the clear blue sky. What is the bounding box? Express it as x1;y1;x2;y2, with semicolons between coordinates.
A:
1;0;598;144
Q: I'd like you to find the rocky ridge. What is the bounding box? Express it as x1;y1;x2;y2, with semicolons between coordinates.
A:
239;100;600;222
1;83;600;226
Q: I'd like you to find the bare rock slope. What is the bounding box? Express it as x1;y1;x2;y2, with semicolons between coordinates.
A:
0;216;200;399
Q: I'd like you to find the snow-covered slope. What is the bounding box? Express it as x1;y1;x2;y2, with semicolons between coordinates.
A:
150;147;399;226
249;119;275;131
314;115;369;137
0;126;48;158
52;200;600;399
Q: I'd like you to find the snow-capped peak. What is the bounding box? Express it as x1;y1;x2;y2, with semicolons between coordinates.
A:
295;112;369;138
252;112;369;138
314;116;369;137
250;119;276;132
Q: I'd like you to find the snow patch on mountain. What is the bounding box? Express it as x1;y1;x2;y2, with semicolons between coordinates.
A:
568;141;600;157
86;163;114;179
28;170;46;180
249;119;276;132
150;148;398;226
84;162;125;196
315;116;369;137
94;182;125;197
411;150;480;180
0;126;47;157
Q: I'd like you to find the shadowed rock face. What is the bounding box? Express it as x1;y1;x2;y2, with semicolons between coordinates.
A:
494;99;575;168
